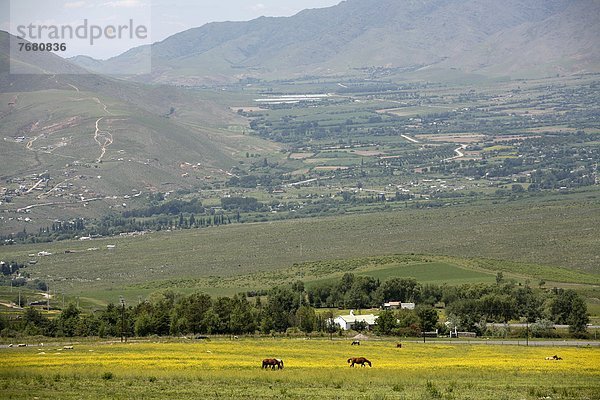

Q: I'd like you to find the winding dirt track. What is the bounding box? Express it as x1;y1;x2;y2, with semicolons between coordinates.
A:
443;144;468;162
67;86;114;162
93;116;113;163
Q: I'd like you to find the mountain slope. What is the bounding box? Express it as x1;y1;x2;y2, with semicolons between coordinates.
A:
76;0;600;84
0;31;252;233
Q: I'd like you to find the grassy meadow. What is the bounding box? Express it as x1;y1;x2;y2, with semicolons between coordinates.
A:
2;198;599;293
1;339;598;399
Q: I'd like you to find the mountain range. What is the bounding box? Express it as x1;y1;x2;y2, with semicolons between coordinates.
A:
70;0;600;84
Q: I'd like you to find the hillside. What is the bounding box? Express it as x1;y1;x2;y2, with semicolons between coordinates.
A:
0;32;259;234
0;197;599;304
73;0;600;84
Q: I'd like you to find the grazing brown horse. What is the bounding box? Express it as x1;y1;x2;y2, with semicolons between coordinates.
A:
262;358;284;369
545;355;562;360
351;340;360;346
347;357;371;367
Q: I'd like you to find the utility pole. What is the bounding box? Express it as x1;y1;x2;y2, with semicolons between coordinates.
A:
119;296;126;343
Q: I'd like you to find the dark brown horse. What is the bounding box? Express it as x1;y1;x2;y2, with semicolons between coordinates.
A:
347;357;371;367
262;358;284;369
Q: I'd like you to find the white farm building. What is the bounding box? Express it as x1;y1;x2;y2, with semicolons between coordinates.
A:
333;310;378;331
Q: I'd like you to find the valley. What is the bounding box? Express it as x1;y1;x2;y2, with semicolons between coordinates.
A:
0;0;599;357
2;72;598;248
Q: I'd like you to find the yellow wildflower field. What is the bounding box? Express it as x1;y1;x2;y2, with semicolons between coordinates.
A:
1;339;598;399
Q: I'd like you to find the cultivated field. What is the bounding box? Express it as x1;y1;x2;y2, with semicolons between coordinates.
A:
1;339;598;399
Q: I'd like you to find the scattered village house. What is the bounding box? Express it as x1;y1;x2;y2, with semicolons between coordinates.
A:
383;301;415;310
333;310;378;331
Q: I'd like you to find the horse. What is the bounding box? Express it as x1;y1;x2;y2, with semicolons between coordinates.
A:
396;343;402;348
545;355;562;360
262;358;284;369
351;340;360;345
347;357;371;367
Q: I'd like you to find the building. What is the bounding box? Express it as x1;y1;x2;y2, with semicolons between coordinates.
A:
383;301;415;310
333;310;378;331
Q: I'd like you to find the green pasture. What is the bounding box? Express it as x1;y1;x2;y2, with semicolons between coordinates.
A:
355;262;495;284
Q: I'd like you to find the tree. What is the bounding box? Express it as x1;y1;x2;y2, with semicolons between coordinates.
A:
495;272;504;285
263;287;297;333
322;310;338;340
56;303;81;337
171;292;212;334
511;184;525;193
373;278;419;304
76;314;101;336
99;303;120;337
513;286;542;322
21;307;48;335
374;310;397;335
446;299;482;333
296;306;316;335
291;280;305;294
479;294;517;323
549;289;589;334
200;308;221;334
212;297;234;334
530;318;556;338
230;294;256;334
396;309;419;329
23;307;46;327
566;295;589;335
338;273;355;295
353;320;368;332
0;313;7;332
345;282;370;309
416;306;438;332
134;311;154;336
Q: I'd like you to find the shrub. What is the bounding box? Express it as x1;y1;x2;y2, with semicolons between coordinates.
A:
101;372;114;380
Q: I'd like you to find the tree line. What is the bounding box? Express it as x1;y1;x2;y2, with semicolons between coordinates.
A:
1;273;590;339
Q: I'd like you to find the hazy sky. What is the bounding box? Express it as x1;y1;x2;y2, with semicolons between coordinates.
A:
1;0;342;59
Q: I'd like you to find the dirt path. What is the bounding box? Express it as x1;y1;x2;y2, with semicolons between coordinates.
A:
68;93;114;162
24;178;45;194
443;144;467;162
0;301;22;309
400;134;419;143
93;117;113;163
37;177;76;199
